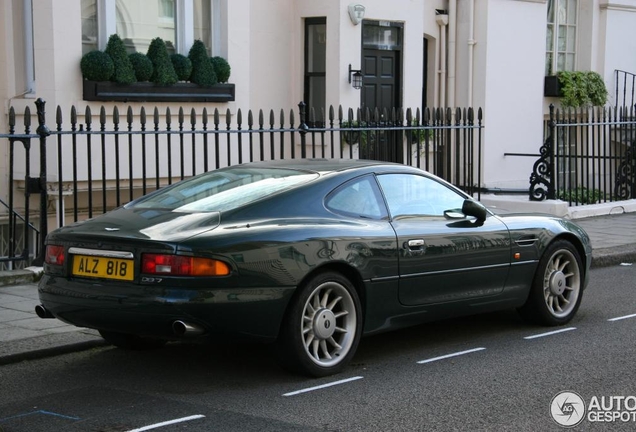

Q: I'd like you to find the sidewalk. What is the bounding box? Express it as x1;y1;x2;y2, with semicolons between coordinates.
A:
1;212;636;366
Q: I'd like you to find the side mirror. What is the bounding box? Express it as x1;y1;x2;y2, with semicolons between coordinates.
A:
461;199;487;222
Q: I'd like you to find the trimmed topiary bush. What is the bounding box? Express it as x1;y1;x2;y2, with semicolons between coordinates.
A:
147;37;178;85
105;34;136;84
170;54;193;81
129;52;153;82
80;50;114;81
211;56;231;83
188;40;217;87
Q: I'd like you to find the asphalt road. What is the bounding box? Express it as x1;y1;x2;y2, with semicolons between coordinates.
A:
1;265;635;432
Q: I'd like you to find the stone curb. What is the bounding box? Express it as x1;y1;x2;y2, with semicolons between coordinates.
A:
0;266;43;287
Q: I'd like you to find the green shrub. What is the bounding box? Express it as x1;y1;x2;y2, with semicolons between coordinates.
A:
104;34;136;84
557;71;608;108
80;50;114;81
211;56;231;83
558;187;603;204
147;38;178;85
188;40;217;87
129;53;153;82
170;54;193;81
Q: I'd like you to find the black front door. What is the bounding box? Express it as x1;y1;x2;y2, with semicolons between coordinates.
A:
360;21;402;163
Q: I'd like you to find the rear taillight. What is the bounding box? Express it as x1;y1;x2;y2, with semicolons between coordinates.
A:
141;254;230;276
45;245;65;266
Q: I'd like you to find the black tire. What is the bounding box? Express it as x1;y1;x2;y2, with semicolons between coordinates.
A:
277;271;363;377
98;330;167;350
518;239;584;326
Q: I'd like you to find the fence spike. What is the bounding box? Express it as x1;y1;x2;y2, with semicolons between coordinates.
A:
165;107;171;130
56;106;63;125
24;107;31;132
153;107;159;128
85;106;92;130
127;106;133;125
225;108;232;126
258;109;264;128
9;107;15;133
288;108;294;126
248;110;253;128
100;106;106;130
140;106;146;126
406;108;412;123
113;106;120;126
178;107;184;126
237;108;243;125
329;105;335;122
202;107;208;127
214;108;220;126
190;108;196;128
338;105;344;122
71;105;77;127
348;108;354;122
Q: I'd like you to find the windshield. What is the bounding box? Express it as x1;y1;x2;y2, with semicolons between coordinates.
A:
128;167;318;212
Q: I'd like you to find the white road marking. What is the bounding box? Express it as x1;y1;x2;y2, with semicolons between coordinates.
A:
126;415;205;432
608;313;636;322
282;376;364;397
523;327;576;340
416;347;486;364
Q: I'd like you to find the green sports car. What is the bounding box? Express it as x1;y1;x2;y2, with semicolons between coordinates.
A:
38;159;592;377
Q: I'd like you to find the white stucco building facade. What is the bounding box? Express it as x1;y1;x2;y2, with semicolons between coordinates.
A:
2;0;636;210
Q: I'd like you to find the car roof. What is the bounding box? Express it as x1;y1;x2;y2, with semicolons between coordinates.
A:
238;158;403;174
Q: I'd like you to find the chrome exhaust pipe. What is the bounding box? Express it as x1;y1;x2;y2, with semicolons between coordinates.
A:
35;304;55;319
172;320;204;336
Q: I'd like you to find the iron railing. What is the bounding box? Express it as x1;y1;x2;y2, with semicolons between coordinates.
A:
1;99;483;269
615;70;636;109
530;104;636;205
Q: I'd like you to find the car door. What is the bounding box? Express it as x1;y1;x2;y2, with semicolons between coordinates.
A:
376;173;511;306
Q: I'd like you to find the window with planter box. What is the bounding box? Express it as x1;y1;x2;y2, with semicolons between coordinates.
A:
80;0;231;102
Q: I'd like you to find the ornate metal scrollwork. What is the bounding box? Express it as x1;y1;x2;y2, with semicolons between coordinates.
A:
614;141;636;200
529;133;554;201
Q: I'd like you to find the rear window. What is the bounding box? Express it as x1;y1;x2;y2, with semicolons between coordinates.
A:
128;167;318;212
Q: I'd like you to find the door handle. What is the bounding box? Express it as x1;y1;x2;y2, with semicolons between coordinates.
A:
407;239;425;248
404;239;426;256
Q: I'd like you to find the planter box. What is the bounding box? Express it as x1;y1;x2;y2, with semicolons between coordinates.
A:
544;75;562;97
83;80;235;103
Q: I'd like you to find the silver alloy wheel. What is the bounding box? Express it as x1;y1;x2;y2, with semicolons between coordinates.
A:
543;248;581;318
301;281;357;367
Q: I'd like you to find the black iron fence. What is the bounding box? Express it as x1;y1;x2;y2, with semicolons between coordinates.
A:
615;70;636;109
1;99;483;269
530;104;636;205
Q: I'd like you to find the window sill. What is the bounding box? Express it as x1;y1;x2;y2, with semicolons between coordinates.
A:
83;80;235;103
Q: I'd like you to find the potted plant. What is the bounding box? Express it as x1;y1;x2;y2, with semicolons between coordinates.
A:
81;36;235;103
544;71;608;108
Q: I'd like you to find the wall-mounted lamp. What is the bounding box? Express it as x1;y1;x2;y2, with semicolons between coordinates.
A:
348;4;366;25
349;64;363;90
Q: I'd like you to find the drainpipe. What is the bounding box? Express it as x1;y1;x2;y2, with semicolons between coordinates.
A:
436;13;448;108
468;0;476;107
448;0;457;109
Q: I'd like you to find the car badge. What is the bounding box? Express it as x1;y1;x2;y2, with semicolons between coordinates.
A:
104;227;120;231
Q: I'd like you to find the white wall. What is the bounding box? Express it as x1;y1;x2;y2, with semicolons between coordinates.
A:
474;0;548;189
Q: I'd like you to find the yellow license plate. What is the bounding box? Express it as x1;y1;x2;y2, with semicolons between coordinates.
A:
72;255;134;281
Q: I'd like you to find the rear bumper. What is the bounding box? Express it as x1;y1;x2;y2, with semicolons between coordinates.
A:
38;274;295;343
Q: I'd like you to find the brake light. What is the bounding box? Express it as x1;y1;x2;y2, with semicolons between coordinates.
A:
45;245;65;266
141;254;230;276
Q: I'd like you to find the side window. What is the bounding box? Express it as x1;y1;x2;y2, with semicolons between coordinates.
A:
326;176;387;220
377;174;466;218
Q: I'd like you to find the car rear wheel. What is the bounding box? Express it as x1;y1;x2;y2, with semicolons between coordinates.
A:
277;271;362;377
98;330;167;350
518;240;583;326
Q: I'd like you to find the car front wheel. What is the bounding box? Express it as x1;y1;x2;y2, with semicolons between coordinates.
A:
518;240;583;326
277;271;363;377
